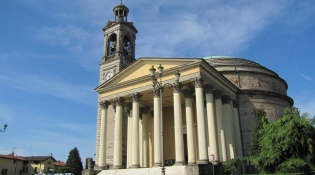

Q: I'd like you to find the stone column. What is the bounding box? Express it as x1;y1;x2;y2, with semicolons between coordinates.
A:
141;106;150;168
222;96;234;159
152;89;161;166
130;93;142;168
204;85;219;161
99;101;110;169
214;91;227;161
183;89;197;164
150;110;154;167
126;103;132;168
192;77;208;164
233;102;243;157
173;82;185;165
113;97;125;169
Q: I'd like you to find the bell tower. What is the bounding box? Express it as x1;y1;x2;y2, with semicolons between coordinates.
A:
99;2;138;84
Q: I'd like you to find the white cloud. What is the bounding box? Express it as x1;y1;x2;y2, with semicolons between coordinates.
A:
0;69;96;105
131;0;288;58
300;74;314;82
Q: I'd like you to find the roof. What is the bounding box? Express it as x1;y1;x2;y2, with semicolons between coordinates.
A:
0;154;25;161
23;156;56;162
0;154;57;162
54;161;66;167
113;3;129;13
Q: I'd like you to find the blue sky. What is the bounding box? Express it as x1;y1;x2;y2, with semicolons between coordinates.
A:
0;0;315;163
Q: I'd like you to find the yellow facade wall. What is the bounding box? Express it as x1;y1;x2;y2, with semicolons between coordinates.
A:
0;158;25;175
30;158;55;173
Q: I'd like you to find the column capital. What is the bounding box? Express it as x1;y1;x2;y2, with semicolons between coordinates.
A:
140;105;150;114
125;102;132;110
112;103;116;112
191;77;204;88
213;90;222;99
204;84;214;94
115;97;125;106
131;92;142;102
172;82;183;93
182;88;194;98
125;109;131;116
151;88;161;97
232;101;238;108
222;95;231;104
99;101;110;109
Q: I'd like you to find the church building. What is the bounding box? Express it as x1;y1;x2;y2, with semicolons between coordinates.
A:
93;3;293;175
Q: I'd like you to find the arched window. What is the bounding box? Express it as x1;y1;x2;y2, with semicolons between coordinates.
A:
108;34;117;56
123;35;131;53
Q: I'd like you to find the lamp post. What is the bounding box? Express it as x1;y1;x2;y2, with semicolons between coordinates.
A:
0;123;7;132
210;154;215;175
150;64;180;175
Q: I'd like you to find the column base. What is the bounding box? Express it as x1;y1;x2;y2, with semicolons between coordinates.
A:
174;161;186;166
129;164;141;168
198;159;209;164
211;160;220;165
187;162;197;165
153;163;161;167
112;165;122;169
98;165;109;170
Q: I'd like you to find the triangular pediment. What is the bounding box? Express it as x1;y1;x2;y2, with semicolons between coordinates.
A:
96;57;239;102
96;58;201;92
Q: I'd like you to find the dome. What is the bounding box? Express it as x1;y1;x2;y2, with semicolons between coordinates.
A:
204;56;290;97
204;56;279;77
113;3;129;14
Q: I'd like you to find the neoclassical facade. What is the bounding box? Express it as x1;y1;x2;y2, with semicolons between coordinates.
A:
93;3;293;175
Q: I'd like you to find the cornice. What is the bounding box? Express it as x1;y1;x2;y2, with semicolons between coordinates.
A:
239;89;294;106
103;21;138;33
218;69;289;91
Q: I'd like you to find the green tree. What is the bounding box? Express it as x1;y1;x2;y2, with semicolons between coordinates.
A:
223;157;246;175
65;147;83;175
250;107;315;174
250;109;268;157
54;166;69;173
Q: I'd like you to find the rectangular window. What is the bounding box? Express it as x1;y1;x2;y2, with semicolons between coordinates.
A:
22;167;28;173
1;169;8;175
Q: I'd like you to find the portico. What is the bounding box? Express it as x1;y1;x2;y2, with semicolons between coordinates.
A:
95;58;243;172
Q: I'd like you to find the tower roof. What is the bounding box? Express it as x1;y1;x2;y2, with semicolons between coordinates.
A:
113;3;129;15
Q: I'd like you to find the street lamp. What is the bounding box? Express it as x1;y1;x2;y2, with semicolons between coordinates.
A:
0;123;7;132
209;154;215;175
149;64;180;175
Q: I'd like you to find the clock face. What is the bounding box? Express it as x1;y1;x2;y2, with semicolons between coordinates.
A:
106;72;112;80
